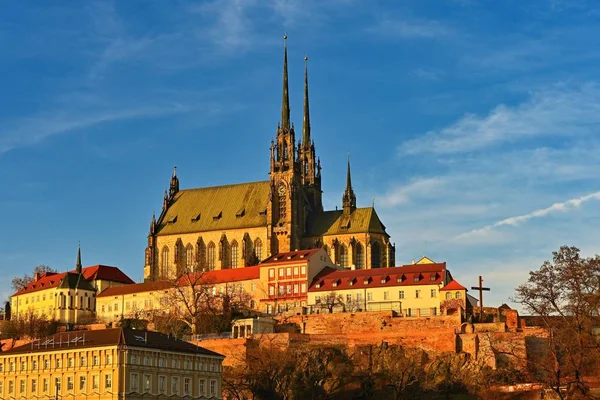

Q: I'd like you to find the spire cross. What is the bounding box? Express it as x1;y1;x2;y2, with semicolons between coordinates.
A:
471;275;490;311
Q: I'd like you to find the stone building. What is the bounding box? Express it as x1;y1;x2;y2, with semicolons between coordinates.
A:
0;328;224;399
144;36;395;281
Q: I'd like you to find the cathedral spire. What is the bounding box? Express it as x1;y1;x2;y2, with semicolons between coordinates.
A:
342;156;356;214
150;211;156;235
302;55;311;146
281;34;290;130
169;165;179;198
76;243;82;274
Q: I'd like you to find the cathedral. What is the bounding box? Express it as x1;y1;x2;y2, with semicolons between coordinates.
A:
144;36;395;281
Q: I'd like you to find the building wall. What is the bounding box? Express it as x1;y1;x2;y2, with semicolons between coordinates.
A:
0;345;223;399
308;282;446;316
147;227;269;281
11;287;96;324
317;232;395;269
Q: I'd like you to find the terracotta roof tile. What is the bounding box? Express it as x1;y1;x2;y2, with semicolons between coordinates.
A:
260;249;321;265
439;280;467;291
97;281;172;298
309;263;447;292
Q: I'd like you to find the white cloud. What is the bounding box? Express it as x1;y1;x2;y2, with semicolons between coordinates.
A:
379;177;445;207
370;17;454;39
455;191;600;240
400;82;600;155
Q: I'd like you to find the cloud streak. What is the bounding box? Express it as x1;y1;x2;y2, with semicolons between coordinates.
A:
455;191;600;240
400;82;600;155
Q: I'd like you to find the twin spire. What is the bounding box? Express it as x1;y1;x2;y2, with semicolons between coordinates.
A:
279;34;311;147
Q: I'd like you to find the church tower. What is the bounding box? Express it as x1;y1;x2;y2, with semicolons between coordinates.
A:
342;158;357;214
299;56;323;213
269;35;302;254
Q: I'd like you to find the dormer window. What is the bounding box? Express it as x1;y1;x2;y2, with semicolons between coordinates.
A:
380;276;389;284
191;213;201;222
413;274;421;282
349;278;356;286
213;211;222;220
167;216;177;224
429;273;437;281
236;208;245;218
363;277;371;285
332;282;337;287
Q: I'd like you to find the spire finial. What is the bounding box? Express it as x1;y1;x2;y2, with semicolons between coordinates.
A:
281;33;290;130
342;156;356;214
76;243;82;274
302;54;311;147
172;165;177;177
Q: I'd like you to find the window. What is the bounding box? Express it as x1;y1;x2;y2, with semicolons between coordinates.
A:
106;354;112;365
279;268;285;278
269;285;275;296
79;376;86;391
367;292;373;301
159;376;166;392
131;373;139;391
445;292;452;300
33;360;38;370
143;356;149;366
67;376;74;391
357;293;363;302
431;289;437;298
300;265;306;276
208;242;216;269
9;380;14;394
210;380;217;396
186;244;194;269
278;184;287;219
21;361;26;371
68;357;74;368
114;303;118;312
339;244;348;267
286;267;292;277
399;290;405;299
199;379;206;396
43;378;49;392
254;239;262;261
0;382;2;396
0;363;3;372
143;374;151;391
355;243;364;269
80;356;86;367
105;374;112;389
301;283;307;293
384;291;389;300
159;358;165;368
184;378;191;395
92;375;99;390
268;268;275;280
278;285;285;295
32;379;37;393
171;376;180;395
414;275;420;282
56;358;62;368
415;289;421;298
130;354;138;365
161;247;170;276
20;379;25;394
371;241;381;267
455;291;462;299
93;355;99;366
346;294;352;303
231;241;239;268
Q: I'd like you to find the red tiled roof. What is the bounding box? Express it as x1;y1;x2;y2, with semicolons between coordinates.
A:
260;249;321;265
97;281;172;298
179;266;261;285
439;280;467;291
12;265;134;296
309;263;447;292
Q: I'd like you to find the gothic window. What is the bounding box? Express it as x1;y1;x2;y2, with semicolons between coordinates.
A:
161;247;170;278
231;241;239;269
339;244;348;267
371;241;381;268
254;239;263;262
207;242;216;270
283;142;288;160
219;235;229;268
196;238;206;271
355;243;364;269
185;244;193;270
304;157;308;175
278;184;286;219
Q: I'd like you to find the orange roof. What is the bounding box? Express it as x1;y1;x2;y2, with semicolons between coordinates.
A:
179;266;261;285
260;249;321;265
309;263;447;292
13;265;134;296
439;280;467;291
97;281;172;298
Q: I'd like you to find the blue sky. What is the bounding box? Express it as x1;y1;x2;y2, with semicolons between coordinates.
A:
1;0;600;310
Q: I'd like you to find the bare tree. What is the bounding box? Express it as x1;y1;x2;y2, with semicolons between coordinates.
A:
318;292;345;313
373;344;428;400
512;246;600;399
158;271;252;336
11;265;56;292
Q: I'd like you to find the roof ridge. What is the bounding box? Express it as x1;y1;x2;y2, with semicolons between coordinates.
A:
179;180;270;192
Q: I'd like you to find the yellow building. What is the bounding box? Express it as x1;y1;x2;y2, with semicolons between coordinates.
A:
10;248;134;324
307;257;468;317
0;328;224;399
144;37;394;282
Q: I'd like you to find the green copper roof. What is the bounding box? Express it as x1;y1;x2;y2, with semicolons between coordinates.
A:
156;181;270;235
305;207;388;237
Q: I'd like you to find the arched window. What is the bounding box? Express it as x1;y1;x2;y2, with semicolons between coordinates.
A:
207;242;216;270
304;157;308;175
185;244;193;270
355;243;364;269
278;184;286;219
283;142;288;160
339;244;348;267
231;241;239;268
161;247;170;278
446;292;452;300
371;242;381;268
196;238;206;271
254;239;263;262
455;291;462;299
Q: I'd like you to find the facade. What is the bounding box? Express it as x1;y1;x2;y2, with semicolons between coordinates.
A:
10;248;134;324
144;37;394;281
307;257;468;317
0;328;224;400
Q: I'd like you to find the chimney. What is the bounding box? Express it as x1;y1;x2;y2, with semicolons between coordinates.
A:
34;272;41;282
